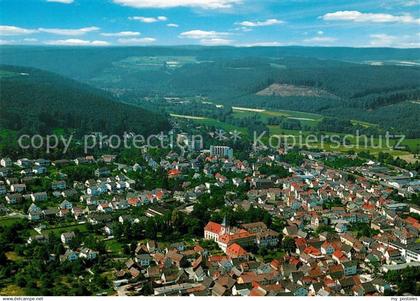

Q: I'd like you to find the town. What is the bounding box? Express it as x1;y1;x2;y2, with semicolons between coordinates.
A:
0;131;419;296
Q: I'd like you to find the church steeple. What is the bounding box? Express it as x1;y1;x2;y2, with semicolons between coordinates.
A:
221;215;229;235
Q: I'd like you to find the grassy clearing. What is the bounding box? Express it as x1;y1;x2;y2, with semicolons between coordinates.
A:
0;284;26;296
0;216;25;227
5;251;24;263
40;223;88;236
105;239;125;255
170;114;207;120
193;118;247;134
232;108;321;127
0;70;19;78
0;128;17;139
115;56;198;71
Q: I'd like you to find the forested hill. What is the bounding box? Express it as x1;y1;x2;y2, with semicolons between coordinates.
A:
0;65;170;135
1;46;419;137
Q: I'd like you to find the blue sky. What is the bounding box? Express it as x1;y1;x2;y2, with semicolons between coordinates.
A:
0;0;419;47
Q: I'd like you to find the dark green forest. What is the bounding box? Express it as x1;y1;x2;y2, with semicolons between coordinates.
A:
0;65;170;136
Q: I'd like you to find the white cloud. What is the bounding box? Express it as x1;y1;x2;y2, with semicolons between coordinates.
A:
23;38;38;42
45;39;110;46
369;33;420;48
117;37;156;44
317;30;324;35
46;0;74;3
179;30;232;45
241;41;284;47
101;31;140;37
167;23;179;28
303;36;337;44
113;0;242;9
403;0;420;7
38;26;100;36
238;18;284;27
200;38;233;45
129;16;167;23
0;25;37;36
322;11;420;24
179;30;229;40
0;39;14;45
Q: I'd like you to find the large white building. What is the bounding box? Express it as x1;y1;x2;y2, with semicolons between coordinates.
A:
210;146;233;159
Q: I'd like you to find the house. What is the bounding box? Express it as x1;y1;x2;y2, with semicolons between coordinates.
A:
60;200;73;210
10;184;26;193
104;224;113;236
342;260;358;276
284;282;308;296
62;189;78;199
74;157;89;165
0;168;10;177
95;167;111;178
32;166;47;175
101;155;116;164
384;248;402;263
372;278;391;294
97;202;113;213
87;186;106;196
204;221;223;242
31;192;48;202
52;180;66;190
226;243;248;259
147;240;157;253
28;203;43;221
43;208;59;219
60;249;79;262
136;254;152;267
79;248;98;260
34;158;50;166
16;158;31;168
321;241;336;255
0;185;7;195
61;231;76;244
5;193;22;204
0;158;12;167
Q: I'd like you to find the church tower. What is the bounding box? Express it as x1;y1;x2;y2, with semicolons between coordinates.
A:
221;215;230;235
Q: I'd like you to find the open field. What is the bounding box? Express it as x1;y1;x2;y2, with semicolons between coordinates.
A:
170;108;418;159
232;107;322;127
39;223;88;236
0;216;25;227
104;239;125;255
171;114;247;134
114;56;198;71
170;114;207;120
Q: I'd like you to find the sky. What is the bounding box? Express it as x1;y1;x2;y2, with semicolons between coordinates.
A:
0;0;419;47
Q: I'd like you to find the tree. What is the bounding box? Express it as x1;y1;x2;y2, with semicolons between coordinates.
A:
283;237;296;254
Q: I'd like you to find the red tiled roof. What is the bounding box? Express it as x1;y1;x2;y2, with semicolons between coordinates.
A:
155;191;164;199
204;221;222;234
304;246;321;256
168;169;181;176
226;243;247;258
219;230;254;244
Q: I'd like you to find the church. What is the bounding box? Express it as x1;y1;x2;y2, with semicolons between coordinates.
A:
204;218;279;252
